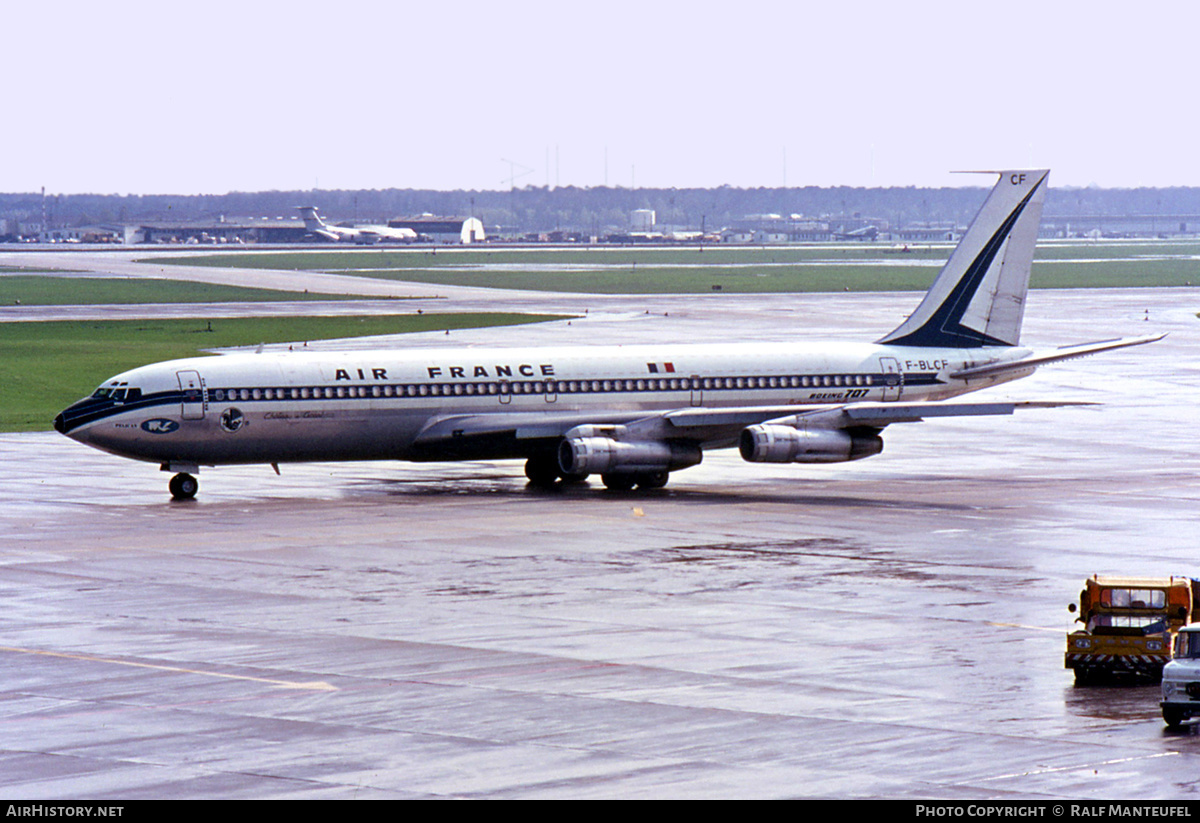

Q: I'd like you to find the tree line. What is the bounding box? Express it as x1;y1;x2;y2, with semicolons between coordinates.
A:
6;184;1200;233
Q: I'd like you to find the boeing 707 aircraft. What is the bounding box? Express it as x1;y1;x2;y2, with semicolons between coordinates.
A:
56;170;1161;499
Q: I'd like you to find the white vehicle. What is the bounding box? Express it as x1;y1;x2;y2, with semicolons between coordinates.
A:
55;170;1162;500
297;206;417;244
1161;625;1200;728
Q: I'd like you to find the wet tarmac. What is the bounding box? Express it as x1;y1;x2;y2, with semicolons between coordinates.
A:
2;250;1199;798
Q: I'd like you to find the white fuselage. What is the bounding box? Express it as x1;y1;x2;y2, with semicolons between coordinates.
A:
57;340;1028;468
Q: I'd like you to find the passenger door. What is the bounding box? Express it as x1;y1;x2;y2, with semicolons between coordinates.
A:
878;357;902;401
177;370;206;419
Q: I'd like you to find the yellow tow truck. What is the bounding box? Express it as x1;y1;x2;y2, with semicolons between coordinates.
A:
1065;576;1197;684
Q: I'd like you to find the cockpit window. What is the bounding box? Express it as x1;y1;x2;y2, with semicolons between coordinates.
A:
90;384;139;403
1097;588;1166;609
1087;614;1168;634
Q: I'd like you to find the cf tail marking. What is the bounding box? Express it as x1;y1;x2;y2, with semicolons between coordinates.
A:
879;170;1049;349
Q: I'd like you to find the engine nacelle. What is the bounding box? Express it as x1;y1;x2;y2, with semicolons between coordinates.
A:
558;436;702;476
738;424;883;464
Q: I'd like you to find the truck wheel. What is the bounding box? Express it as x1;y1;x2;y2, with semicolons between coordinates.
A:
1163;707;1186;729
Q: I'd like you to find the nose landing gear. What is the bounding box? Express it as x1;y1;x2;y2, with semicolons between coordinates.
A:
168;472;198;501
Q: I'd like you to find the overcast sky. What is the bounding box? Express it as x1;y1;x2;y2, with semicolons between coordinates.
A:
5;0;1197;195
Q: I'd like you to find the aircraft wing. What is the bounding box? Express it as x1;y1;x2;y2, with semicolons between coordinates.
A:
950;333;1165;381
412;409;653;448
410;399;1075;455
657;400;1076;447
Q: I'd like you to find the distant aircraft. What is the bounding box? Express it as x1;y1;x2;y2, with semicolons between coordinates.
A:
57;170;1161;499
834;225;878;241
297;206;417;244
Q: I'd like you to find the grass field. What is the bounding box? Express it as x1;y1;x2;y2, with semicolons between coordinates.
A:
139;240;1200;293
2;313;565;432
141;239;1200;268
250;258;1197;293
0;275;358;306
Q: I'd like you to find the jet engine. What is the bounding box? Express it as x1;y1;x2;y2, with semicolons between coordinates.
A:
738;424;883;464
558;435;702;476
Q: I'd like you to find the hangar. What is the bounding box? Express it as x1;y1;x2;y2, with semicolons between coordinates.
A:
387;216;486;244
123;217;306;244
121;215;487;245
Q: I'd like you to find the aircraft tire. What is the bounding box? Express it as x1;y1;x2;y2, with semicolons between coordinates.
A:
169;473;199;501
524;457;560;487
636;471;669;489
601;473;637;491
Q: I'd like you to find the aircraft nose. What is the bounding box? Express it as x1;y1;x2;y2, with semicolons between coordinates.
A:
54;400;92;437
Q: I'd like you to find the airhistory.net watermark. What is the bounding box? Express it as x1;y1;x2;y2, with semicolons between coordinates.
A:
5;807;124;818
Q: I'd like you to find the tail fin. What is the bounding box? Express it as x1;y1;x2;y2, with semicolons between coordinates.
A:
297;206;325;231
878;170;1049;348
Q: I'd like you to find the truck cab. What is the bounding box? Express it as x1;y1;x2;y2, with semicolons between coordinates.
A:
1065;576;1195;684
1161;625;1200;728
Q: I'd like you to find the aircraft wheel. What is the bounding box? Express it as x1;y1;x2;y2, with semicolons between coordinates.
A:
560;471;590;484
636;471;669;489
601;473;637;491
524;456;560;487
169;472;198;501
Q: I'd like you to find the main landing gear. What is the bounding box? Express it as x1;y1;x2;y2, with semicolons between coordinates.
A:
603;470;669;490
523;457;669;491
168;472;198;501
524;455;568;487
525;455;589;487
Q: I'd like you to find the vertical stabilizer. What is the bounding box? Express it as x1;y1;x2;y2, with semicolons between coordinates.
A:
878;170;1048;348
297;206;325;231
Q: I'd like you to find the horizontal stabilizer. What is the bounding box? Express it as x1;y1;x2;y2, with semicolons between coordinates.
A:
950;333;1165;380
